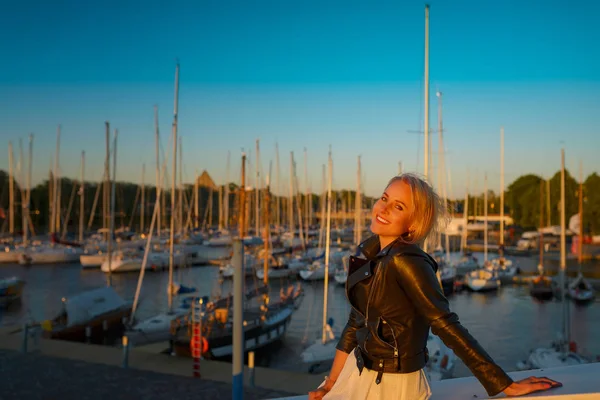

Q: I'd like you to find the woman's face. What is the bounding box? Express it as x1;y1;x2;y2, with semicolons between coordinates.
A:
370;179;414;240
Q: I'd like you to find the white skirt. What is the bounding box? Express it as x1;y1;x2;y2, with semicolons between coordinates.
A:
322;349;431;400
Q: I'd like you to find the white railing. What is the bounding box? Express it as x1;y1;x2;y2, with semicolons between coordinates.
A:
269;363;600;400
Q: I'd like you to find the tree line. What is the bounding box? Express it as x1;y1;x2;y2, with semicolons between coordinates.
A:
0;169;598;235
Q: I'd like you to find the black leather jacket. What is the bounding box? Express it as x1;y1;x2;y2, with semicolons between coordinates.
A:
336;235;513;396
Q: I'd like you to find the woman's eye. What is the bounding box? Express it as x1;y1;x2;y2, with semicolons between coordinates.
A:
395;205;403;211
381;196;386;201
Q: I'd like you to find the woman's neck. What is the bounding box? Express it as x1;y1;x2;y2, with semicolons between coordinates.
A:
378;235;398;250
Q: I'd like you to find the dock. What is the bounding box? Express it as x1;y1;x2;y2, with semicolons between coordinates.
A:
1;325;599;399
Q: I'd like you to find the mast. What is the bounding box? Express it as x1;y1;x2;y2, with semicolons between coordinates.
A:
79;151;85;243
578;161;583;268
484;173;488;263
8;142;14;235
23;135;33;246
422;4;430;252
275;143;281;229
538;179;544;271
262;167;272;286
500;127;505;251
54;125;62;235
225;151;231;230
462;172;469;253
104;122;110;241
288;152;294;235
354;156;362;246
322;147;333;344
194;171;199;229
218;184;223;230
304;147;309;242
559;148;570;352
437;90;450;261
141;164;145;233
168;62;180;313
107;130;118;287
255;139;260;236
239;153;247;238
155;105;161;236
178;137;183;235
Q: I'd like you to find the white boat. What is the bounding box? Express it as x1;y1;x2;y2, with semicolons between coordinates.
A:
299;260;336;281
206;234;233;247
125;296;195;346
567;273;596;303
425;334;456;381
255;257;306;280
219;254;258;278
485;257;519;283
465;269;501;292
334;255;350;286
517;341;589;371
100;251;185;273
452;254;479;276
19;246;82;265
0;246;22;263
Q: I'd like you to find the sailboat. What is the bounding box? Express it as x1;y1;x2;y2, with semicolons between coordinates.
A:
301;150;342;372
566;165;596;304
171;153;302;360
530;179;557;301
517;149;590;371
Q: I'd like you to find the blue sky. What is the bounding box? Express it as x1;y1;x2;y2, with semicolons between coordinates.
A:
0;0;598;198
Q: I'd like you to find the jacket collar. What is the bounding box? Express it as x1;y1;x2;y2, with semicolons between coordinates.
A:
358;235;402;260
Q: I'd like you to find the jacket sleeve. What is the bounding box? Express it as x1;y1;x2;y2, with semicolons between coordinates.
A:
335;308;361;353
390;253;513;397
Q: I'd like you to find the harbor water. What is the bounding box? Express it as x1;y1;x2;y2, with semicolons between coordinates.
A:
1;247;599;379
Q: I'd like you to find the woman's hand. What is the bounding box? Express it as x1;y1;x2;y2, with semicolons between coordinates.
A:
308;377;336;400
503;376;562;397
308;387;329;400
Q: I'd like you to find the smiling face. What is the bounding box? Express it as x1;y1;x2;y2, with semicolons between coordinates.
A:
370;178;415;248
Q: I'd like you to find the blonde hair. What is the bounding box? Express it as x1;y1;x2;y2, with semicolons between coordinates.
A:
386;173;450;250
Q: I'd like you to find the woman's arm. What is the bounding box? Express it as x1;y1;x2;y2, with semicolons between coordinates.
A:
391;253;513;396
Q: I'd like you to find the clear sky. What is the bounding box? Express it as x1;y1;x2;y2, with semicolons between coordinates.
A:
1;0;599;198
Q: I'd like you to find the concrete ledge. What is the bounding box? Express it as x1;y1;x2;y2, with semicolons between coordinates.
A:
270;363;600;399
0;330;322;395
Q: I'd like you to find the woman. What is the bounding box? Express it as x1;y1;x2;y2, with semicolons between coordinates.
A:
309;174;561;400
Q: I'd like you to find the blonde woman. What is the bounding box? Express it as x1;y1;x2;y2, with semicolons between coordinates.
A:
309;174;561;400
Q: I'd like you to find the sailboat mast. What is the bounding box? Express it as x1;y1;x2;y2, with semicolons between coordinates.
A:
168;62;180;313
8;142;14;235
155;105;161;236
225;151;231;230
24;135;33;246
141;164;145;233
539;179;544;269
288;152;294;235
578;161;583;266
104;122;110;242
462;173;469;253
484;173;488;263
422;4;430;253
54;125;61;235
322;147;333;344
559;148;570;352
79;151;85;243
500;127;505;249
304;148;309;242
239;153;247;238
255;139;260;236
275;143;281;229
107;129;118;288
